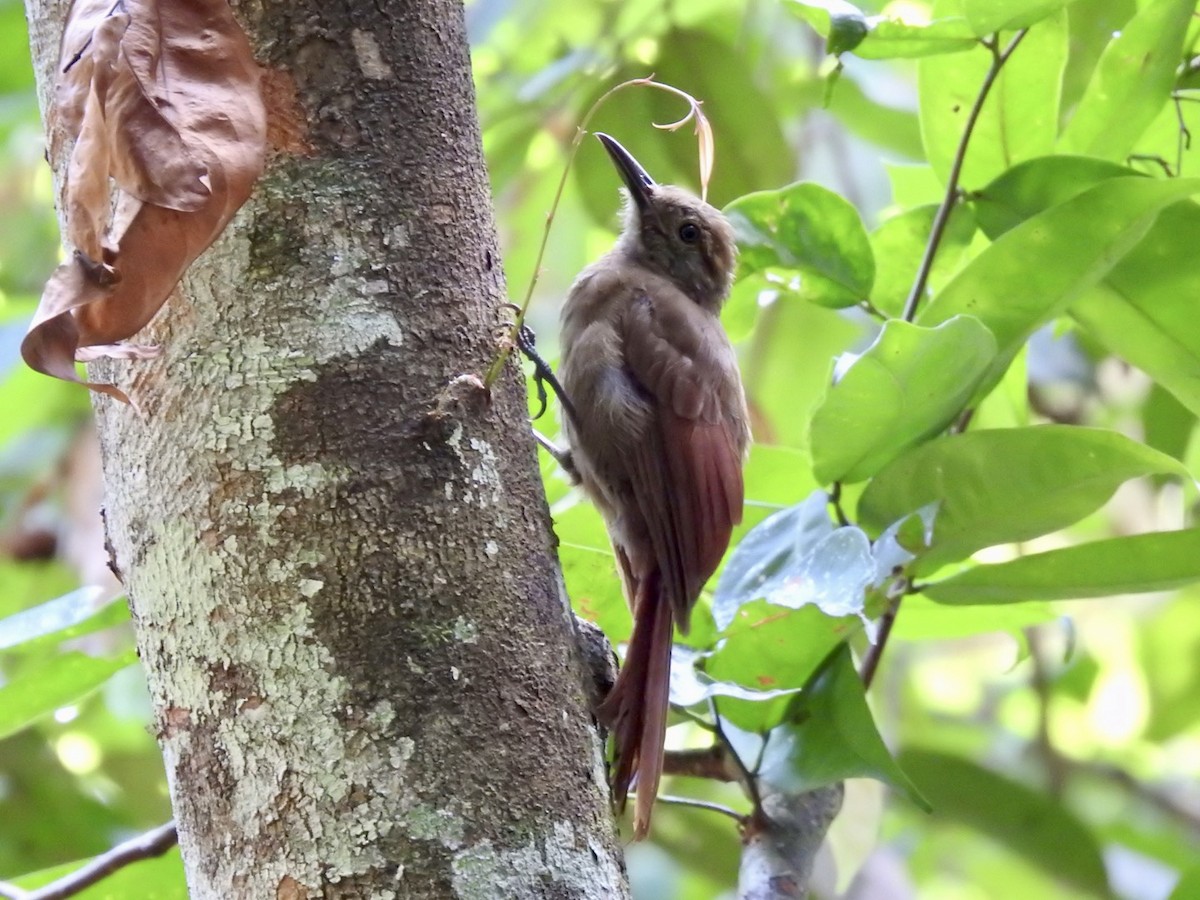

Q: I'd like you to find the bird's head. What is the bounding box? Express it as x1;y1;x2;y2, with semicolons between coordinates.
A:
597;132;738;312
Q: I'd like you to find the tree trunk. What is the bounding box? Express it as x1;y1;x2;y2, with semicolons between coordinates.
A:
24;0;629;896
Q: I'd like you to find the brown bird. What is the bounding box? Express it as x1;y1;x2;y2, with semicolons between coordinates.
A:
558;133;750;839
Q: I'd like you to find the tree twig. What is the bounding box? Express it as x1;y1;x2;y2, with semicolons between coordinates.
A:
1025;626;1068;797
901;29;1030;322
654;793;747;823
827;482;850;527
709;698;764;813
0;821;178;900
859;577;912;689
662;744;739;781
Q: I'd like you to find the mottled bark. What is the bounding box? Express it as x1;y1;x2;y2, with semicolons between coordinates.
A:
24;0;628;897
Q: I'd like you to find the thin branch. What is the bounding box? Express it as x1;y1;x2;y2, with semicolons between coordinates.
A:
859;577;912;689
662;744;738;781
654;793;747;823
827;482;850;527
901;29;1030;322
1083;764;1200;832
1174;92;1192;176
709;697;763;813
1025;626;1068;797
0;821;177;900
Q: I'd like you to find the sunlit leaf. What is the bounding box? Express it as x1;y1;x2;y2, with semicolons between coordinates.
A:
713;492;833;631
923;528;1200;604
725;182;874;309
918;6;1067;188
964;0;1077;32
669;646;800;710
1058;0;1195;161
1172;866;1200;900
918;176;1200;395
869;203;976;318
0;650;137;740
809;317;997;484
786;1;978;58
970;157;1200;417
725;645;927;806
0;585;127;653
705;601;859;731
858;426;1189;571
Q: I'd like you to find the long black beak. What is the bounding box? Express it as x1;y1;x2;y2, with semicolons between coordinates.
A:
595;132;655;211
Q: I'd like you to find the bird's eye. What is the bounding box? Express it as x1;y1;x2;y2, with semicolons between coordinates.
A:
678;222;700;243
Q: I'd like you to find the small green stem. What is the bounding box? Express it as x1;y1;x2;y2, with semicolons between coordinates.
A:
901;29;1029;323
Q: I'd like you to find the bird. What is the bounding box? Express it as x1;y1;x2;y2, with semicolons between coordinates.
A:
558;132;750;839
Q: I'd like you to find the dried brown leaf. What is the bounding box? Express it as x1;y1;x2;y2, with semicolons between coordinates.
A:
24;0;267;401
53;0;118;143
65;13;127;262
695;108;714;202
105;0;210;209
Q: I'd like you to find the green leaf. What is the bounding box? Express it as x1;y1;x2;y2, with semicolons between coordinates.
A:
897;748;1110;894
1058;0;1195;161
1060;0;1138;118
892;593;1056;640
0;651;137;740
969;158;1200;417
0;587;127;653
787;1;978;58
858;426;1189;571
727;645;927;806
725;182;874;308
970;156;1136;239
919;176;1200;394
1142;589;1200;741
705;600;860;732
965;0;1077;32
554;500;631;644
669;646;801;710
713;492;835;630
923;528;1200;604
1172;866;1200;900
742;300;862;451
869;203;976;318
918;6;1067;188
1071;203;1200;418
810;317;998;484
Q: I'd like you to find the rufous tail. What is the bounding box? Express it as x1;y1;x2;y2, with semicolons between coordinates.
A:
596;571;674;840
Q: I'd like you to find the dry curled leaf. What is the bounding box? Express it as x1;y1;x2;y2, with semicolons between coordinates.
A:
24;0;267;402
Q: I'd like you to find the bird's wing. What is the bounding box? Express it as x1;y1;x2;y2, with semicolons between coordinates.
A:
620;284;746;629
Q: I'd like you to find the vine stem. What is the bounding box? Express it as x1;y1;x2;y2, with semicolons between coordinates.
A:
484;77;711;388
901;29;1030;323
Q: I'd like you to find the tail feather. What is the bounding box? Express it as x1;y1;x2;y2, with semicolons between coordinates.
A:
596;570;674;840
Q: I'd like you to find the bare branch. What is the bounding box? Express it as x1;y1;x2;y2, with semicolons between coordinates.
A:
0;821;177;900
662;744;740;781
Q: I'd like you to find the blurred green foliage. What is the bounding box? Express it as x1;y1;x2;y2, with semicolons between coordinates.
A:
3;0;1200;897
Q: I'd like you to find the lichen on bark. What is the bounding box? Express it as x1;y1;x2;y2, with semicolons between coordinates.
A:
23;0;629;896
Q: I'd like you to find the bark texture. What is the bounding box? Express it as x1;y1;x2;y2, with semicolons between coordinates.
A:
25;0;628;897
